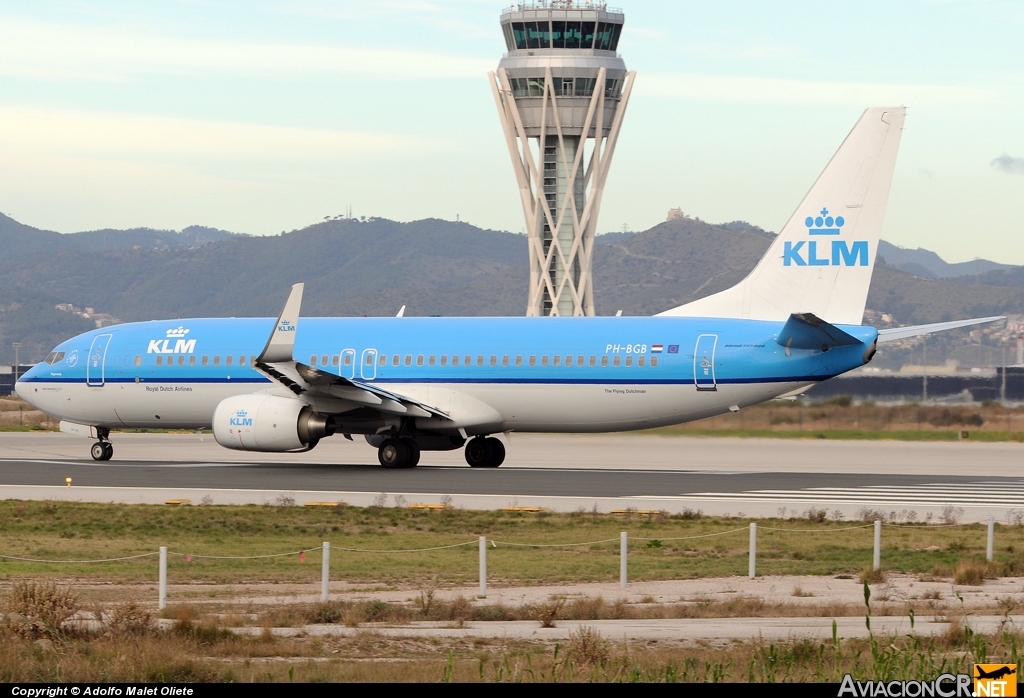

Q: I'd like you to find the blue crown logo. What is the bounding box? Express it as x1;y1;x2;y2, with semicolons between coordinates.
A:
236;410;248;417
805;207;845;236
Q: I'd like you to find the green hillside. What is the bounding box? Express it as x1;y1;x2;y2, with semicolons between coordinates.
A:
1;213;1022;366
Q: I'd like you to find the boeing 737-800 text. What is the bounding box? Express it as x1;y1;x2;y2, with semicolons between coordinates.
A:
15;108;1000;468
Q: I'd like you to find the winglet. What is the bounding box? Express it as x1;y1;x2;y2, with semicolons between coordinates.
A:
258;283;304;363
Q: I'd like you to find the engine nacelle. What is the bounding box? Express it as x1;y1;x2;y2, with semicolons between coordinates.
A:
213;394;335;452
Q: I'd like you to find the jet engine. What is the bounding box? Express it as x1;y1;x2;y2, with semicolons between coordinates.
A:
213;394;335;452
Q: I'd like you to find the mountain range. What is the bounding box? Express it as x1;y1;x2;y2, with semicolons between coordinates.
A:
0;212;1021;365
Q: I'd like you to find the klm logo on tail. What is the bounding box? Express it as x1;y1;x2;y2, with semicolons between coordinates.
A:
783;208;868;267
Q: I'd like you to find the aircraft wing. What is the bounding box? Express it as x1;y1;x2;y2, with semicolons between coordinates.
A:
876;316;1004;343
253;283;450;421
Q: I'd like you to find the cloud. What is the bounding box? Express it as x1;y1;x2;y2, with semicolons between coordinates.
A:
0;17;492;82
642;72;993;106
991;154;1024;174
0;106;444;163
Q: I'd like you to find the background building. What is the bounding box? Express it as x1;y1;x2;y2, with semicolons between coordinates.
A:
490;1;635;316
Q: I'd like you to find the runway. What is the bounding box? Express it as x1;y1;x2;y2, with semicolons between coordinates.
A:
0;433;1021;521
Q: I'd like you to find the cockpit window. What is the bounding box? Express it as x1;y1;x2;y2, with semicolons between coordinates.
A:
43;351;66;365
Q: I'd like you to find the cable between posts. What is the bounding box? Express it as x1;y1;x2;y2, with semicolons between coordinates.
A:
632;527;751;542
491;537;620;548
0;552;160;563
757;524;875;533
167;547;322;560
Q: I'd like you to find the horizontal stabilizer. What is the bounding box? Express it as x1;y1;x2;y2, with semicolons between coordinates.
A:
777;313;862;352
877;316;1004;343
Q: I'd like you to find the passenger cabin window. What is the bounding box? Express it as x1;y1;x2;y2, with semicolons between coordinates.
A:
393;355;400;366
589;356;596;367
638;356;645;367
405;355;412;366
651;357;658;367
416;355;424;366
625;356;633;367
541;356;549;367
429;355;435;366
189;356;196;366
379;354;386;366
156;356;163;366
565;355;572;366
213;356;220;366
310;355;317;366
452;355;460;366
226;355;233;367
502;355;509;367
332;355;339;366
553;356;561;367
601;356;609;367
201;356;208;366
135;356;142;367
464;355;471;366
366;354;374;366
578;356;584;366
440;355;447;366
613;356;621;367
490;355;497;367
515;355;522;367
239;355;246;366
477;356;484;367
321;354;328;366
529;356;536;367
344;355;352;367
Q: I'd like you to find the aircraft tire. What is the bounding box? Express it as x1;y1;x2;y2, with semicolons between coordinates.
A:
91;442;106;461
401;439;420;468
102;442;113;461
378;439;409;469
465;437;492;468
484;437;505;467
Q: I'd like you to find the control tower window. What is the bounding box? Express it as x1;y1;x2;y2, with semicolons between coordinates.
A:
503;23;515;51
551;20;565;48
609;23;622;51
595;22;613;51
605;79;621;98
575;77;596;97
581;22;596;48
563;21;582;49
511;22;528;50
526;21;548;49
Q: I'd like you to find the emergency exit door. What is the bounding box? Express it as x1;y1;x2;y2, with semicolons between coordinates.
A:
693;334;718;391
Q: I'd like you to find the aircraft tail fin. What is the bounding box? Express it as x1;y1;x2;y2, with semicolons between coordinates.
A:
658;107;906;325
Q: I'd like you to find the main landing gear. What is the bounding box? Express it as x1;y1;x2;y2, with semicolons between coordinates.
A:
464;437;505;468
377;438;421;469
90;440;113;461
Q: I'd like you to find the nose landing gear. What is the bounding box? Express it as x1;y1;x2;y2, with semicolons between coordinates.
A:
90;441;113;461
465;437;505;468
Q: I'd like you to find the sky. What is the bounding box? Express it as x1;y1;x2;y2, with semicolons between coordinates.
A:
0;0;1022;264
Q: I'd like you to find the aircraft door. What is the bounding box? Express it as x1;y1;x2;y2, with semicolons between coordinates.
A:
360;349;377;380
693;334;718;391
87;334;113;387
340;348;356;379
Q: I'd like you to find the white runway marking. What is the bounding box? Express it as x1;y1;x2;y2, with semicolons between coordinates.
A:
661;481;1024;507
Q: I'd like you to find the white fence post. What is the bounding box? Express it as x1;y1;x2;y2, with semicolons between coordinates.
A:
748;523;756;579
873;520;882;571
987;516;995;562
479;536;487;598
321;542;330;603
158;546;167;610
620;531;628;589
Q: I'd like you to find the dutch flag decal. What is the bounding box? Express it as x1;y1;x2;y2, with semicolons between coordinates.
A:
651;344;664;353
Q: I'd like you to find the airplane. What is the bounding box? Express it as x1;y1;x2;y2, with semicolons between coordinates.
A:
15;107;1001;468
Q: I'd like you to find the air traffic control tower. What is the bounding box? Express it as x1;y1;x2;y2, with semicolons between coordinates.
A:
490;2;634;316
